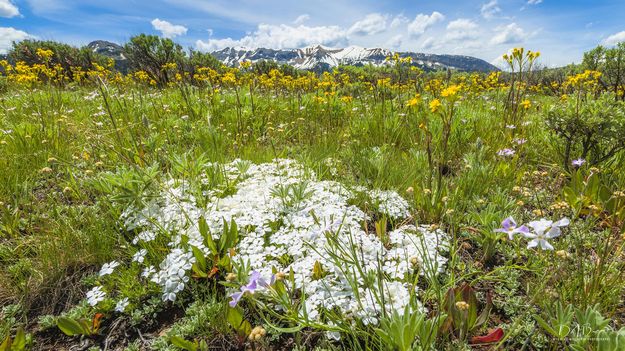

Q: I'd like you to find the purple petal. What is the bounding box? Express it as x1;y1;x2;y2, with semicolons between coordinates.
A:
245;279;258;292
229;292;243;307
502;217;516;230
249;271;261;281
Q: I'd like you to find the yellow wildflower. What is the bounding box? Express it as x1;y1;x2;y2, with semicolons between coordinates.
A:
429;99;442;113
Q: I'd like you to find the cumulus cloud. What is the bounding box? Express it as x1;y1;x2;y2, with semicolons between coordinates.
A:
293;14;310;25
481;0;501;19
196;23;349;51
0;0;19;17
348;13;388;36
491;23;526;45
445;19;480;42
151;18;188;38
407;11;445;37
0;27;33;54
421;37;436;50
389;35;403;49
602;31;625;46
390;14;409;29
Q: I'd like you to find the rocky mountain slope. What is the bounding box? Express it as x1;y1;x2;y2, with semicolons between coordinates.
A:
87;40;129;72
211;45;499;72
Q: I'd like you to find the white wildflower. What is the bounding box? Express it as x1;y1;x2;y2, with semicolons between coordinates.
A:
86;286;106;306
99;261;120;277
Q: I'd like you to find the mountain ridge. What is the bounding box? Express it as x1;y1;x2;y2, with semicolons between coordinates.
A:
211;45;499;72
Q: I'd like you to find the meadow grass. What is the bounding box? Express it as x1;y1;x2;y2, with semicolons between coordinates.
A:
1;58;625;351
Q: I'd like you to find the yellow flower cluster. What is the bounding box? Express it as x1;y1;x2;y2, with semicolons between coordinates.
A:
429;99;442;113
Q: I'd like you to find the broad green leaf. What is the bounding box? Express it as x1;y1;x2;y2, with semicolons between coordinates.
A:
56;317;87;336
12;328;25;350
192;246;207;273
226;306;243;329
170;335;198;351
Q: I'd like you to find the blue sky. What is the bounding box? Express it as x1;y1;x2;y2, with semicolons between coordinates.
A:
1;0;624;67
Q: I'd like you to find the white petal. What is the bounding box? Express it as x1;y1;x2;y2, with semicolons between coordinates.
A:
553;217;570;227
539;239;554;250
546;227;561;238
523;232;537;239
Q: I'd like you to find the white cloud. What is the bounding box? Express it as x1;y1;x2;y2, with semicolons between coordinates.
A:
151;18;188;38
602;31;625;46
445;19;480;42
481;0;500;19
293;14;310;25
527;0;543;4
490;48;517;69
196;23;349;51
421;37;436;50
389;35;403;49
0;27;33;54
491;23;526;45
348;13;388;36
447;19;479;32
407;11;444;37
390;14;409;29
0;0;19;17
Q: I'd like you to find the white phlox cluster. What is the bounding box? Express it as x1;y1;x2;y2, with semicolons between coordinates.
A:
108;159;448;323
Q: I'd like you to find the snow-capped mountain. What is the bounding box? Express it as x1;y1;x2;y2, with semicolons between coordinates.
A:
211;45;499;72
87;40;126;61
87;40;129;72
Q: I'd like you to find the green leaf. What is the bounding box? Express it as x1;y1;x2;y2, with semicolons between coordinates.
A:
240;320;252;336
192;246;207;273
79;319;95;335
170;335;198;351
12;328;26;351
220;219;239;252
534;315;558;338
0;335;11;351
56;317;87;336
199;216;217;254
263;319;304;333
226;306;243;330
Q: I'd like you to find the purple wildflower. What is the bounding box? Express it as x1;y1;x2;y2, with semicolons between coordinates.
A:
495;217;530;240
513;138;527;145
497;148;515;157
229;271;269;307
572;158;586;167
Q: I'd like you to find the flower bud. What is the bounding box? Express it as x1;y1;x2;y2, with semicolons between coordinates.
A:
555;250;570;259
455;301;470;311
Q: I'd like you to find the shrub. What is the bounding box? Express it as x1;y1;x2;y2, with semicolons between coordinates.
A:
123;34;185;86
545;94;625;169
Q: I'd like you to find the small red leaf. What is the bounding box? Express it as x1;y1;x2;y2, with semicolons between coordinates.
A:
470;327;504;344
92;313;104;333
